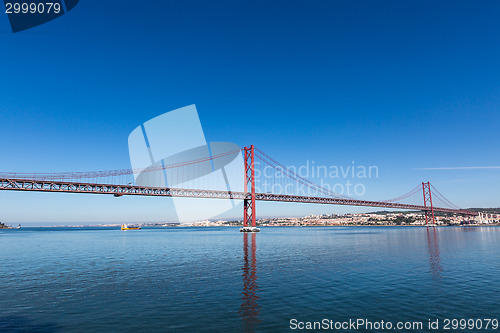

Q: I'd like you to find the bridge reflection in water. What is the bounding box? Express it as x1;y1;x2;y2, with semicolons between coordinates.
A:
240;233;260;332
426;227;442;279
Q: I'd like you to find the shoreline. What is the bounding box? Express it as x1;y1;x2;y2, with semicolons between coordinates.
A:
2;224;499;229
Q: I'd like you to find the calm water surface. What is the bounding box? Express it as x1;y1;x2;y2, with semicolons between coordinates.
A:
1;226;499;332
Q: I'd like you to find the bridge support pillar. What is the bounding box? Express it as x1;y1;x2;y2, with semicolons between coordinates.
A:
422;182;436;226
242;145;259;232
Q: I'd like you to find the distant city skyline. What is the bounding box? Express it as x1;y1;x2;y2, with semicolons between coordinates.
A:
1;0;499;224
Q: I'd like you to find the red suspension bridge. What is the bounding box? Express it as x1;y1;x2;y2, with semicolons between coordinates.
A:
0;145;477;230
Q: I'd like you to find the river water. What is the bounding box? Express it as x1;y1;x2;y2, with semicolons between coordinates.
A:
0;226;499;332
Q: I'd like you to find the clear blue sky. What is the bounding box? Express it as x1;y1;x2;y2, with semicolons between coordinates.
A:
1;0;499;224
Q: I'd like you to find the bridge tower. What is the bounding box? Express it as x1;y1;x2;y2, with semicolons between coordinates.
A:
242;145;259;232
422;182;436;226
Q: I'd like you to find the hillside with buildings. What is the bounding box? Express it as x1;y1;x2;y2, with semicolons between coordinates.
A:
0;221;12;229
179;209;500;227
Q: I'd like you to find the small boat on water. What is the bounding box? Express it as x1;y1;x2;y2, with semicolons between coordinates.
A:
121;224;141;230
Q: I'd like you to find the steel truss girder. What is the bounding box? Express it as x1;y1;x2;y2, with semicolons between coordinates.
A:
0;178;476;216
254;192;476;216
0;178;247;199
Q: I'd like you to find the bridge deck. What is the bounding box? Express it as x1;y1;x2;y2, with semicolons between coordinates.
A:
0;178;475;216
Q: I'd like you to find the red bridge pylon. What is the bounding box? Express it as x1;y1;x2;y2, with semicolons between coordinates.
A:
422;182;436;226
242;145;259;232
